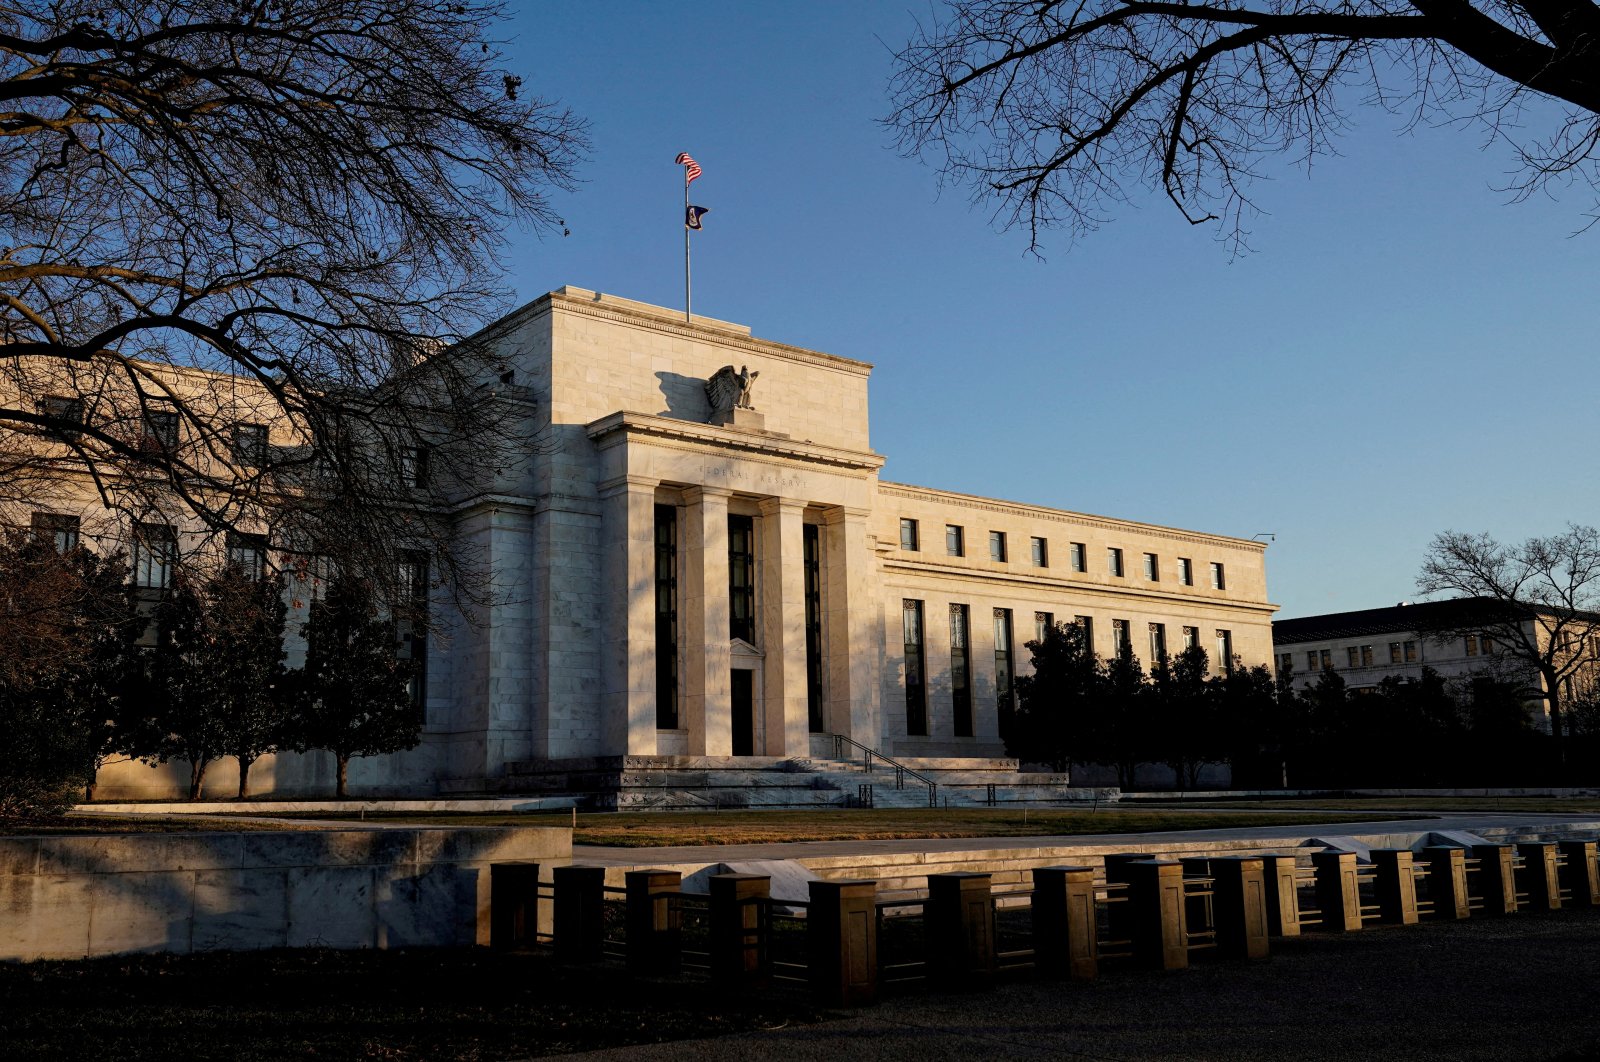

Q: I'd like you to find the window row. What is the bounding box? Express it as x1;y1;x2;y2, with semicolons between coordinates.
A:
1282;638;1442;674
897;518;1226;590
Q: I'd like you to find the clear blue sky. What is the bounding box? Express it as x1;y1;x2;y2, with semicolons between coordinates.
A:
499;2;1600;621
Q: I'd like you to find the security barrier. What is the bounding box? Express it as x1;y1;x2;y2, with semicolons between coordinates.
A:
925;871;997;989
625;868;682;974
1262;854;1305;937
1371;849;1423;926
489;861;541;950
1518;842;1565;912
1312;851;1377;932
710;873;770;987
1031;865;1099;980
1472;844;1523;916
808;879;878;1005
1420;847;1474;920
1559;840;1600;907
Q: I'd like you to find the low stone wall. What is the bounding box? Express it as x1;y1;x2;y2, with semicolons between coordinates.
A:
0;826;570;962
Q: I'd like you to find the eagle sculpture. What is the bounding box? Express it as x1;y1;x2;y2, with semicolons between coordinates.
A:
706;364;759;416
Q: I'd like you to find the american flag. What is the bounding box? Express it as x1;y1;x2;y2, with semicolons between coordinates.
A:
675;152;702;184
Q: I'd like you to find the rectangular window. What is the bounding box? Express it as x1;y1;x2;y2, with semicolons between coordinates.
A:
1076;615;1095;654
988;530;1007;563
1217;629;1234;674
1361;645;1373;666
397;551;429;712
131;523;176;590
899;517;919;552
400;444;430;488
1178;558;1194;586
143;408;178;452
994;608;1015;724
41;395;84;440
1278;652;1293;673
1108;547;1124;578
1389;642;1402;664
1404;640;1418;663
226;532;267;581
655;505;679;730
1143;552;1159;581
1070;542;1087;572
1481;636;1493;653
1149;622;1167;665
31;512;79;553
803;523;824;733
1465;634;1478;657
946;524;964;557
1112;618;1131;660
233;423;268;467
1030;536;1048;567
903;600;926;736
1320;648;1332;670
950;604;972;738
1346;646;1359;668
728;515;756;643
1183;626;1199;650
1210;562;1226;590
1307;651;1319;671
1035;611;1054;644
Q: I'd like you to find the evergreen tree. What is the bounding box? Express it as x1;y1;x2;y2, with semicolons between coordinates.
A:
1096;653;1149;789
144;576;229;799
1008;622;1099;772
1149;645;1213;789
294;577;421;798
206;569;289;799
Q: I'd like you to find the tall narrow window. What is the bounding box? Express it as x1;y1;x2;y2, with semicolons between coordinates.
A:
397;551;429;711
1034;611;1054;644
31;512;79;553
1278;652;1293;673
1076;615;1095;653
41;396;84;440
655;505;679;729
1465;634;1479;656
1210;562;1226;590
1347;646;1359;668
899;518;919;552
400;445;430;488
728;514;756;643
994;608;1014;723
131;523;176;590
1112;618;1131;660
1306;651;1319;671
227;532;267;580
1361;644;1374;666
946;524;964;557
1216;629;1234;674
1389;641;1403;664
233;424;268;467
1143;552;1159;580
143;408;178;452
988;531;1007;562
1183;626;1199;650
803;523;824;732
1178;558;1194;585
1030;536;1048;567
903;600;926;736
950;604;972;738
1319;648;1332;670
1149;622;1167;665
1403;640;1418;662
1070;542;1087;572
1108;547;1125;577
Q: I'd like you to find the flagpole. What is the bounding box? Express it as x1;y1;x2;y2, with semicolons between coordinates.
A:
683;173;691;324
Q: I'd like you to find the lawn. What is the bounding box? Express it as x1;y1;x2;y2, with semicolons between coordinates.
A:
255;807;1429;847
0;948;822;1061
1123;795;1600;814
2;814;295;835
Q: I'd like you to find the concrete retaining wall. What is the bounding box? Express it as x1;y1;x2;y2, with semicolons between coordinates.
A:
0;826;570;962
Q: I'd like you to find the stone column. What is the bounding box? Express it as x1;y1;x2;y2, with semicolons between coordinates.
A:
599;475;659;756
759;498;809;757
822;506;880;745
683;486;733;756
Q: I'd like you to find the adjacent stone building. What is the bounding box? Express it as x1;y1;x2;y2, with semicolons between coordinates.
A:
68;287;1279;797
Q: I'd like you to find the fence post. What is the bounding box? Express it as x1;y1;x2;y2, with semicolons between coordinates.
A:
625;869;681;974
1421;847;1471;920
1262;855;1303;937
925;872;996;989
1517;842;1562;911
807;879;878;1007
1558;840;1600;907
1370;849;1420;926
1312;851;1363;932
1210;856;1270;960
710;873;770;987
1031;866;1098;980
1472;844;1519;916
489;861;540;950
1127;860;1188;971
553;864;606;963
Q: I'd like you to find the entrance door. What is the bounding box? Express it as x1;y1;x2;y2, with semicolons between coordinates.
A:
731;668;754;756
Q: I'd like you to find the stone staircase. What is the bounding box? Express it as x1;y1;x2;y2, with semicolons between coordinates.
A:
440;751;1109;811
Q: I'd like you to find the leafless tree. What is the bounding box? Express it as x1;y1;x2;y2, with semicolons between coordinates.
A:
1417;524;1600;758
887;0;1600;253
0;1;585;612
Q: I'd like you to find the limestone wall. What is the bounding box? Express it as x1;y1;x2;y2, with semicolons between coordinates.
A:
0;826;569;962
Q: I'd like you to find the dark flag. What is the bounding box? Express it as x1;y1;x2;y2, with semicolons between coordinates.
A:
686;205;710;230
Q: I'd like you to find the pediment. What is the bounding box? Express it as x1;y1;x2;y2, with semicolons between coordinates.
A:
730;638;764;658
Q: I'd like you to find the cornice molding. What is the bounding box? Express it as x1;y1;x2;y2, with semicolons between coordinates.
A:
586;410;885;473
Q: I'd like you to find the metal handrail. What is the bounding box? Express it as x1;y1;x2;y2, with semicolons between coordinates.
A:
829;732;939;807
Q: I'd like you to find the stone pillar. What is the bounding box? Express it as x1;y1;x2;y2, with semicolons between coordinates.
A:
1558;840;1600;907
709;873;769;986
488;862;540;950
1262;855;1303;937
1421;847;1472;920
1472;844;1520;916
822;506;880;744
807;879;878;1006
1312;851;1364;932
1370;849;1420;926
599;475;659;756
683;487;733;756
1518;842;1562;911
553;864;606;963
625;869;682;974
759;498;810;757
925;872;995;989
1127;860;1188;971
1031;866;1098;980
1210;857;1270;960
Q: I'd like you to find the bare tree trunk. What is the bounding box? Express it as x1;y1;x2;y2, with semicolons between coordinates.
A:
336;755;350;799
188;758;207;801
237;755;254;800
1543;666;1567;772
